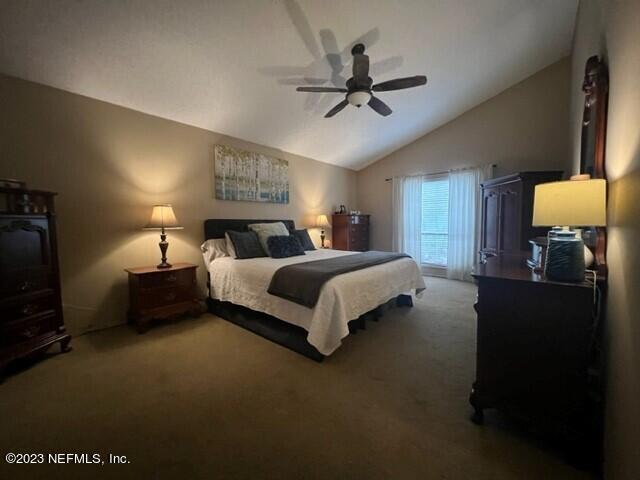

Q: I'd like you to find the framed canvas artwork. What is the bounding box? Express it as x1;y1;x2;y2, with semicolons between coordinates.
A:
214;145;289;204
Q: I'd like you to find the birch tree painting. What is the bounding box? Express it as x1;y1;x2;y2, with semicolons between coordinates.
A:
214;145;289;204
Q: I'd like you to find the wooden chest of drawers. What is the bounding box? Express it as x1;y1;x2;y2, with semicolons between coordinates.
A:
125;263;202;333
0;188;71;377
471;254;603;464
331;214;370;251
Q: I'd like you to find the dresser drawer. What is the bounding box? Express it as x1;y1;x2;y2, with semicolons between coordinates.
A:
349;227;367;237
0;312;55;346
0;267;50;299
349;240;368;250
0;290;55;322
137;286;195;310
349;225;368;233
349;239;368;251
138;268;195;290
349;230;368;242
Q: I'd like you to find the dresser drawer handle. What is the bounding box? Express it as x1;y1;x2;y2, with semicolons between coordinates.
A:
165;292;177;302
165;275;178;283
19;281;34;292
20;303;39;316
21;325;42;339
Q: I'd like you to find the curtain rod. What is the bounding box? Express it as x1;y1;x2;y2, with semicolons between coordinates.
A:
384;164;496;182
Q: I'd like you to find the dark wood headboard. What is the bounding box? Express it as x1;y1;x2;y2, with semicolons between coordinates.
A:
203;219;296;239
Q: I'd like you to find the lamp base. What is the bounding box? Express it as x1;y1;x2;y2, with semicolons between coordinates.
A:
157;231;172;269
545;232;586;282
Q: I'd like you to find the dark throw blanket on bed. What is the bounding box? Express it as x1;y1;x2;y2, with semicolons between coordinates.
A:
267;251;410;308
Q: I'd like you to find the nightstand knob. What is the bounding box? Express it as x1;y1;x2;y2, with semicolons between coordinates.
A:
19;281;34;292
165;274;177;283
165;292;177;302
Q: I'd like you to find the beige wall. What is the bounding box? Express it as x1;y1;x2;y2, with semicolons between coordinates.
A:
356;58;571;251
0;74;356;335
571;1;640;479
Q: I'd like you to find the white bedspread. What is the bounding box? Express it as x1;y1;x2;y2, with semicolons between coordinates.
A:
205;249;425;356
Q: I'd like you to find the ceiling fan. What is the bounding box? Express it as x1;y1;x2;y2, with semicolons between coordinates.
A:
296;43;427;118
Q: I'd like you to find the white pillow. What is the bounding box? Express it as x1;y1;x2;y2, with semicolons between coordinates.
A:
248;222;289;255
225;232;237;259
201;238;229;264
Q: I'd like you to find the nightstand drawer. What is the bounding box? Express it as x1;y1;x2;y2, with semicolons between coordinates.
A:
0;312;55;346
137;286;195;310
138;268;194;290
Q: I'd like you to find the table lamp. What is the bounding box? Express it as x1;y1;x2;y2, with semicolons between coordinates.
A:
316;214;331;248
144;204;183;269
532;179;606;281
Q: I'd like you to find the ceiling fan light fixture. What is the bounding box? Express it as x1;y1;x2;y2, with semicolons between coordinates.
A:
347;91;371;107
296;43;426;118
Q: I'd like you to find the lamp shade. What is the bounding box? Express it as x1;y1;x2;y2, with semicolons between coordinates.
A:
532;179;606;227
144;204;183;230
316;214;331;229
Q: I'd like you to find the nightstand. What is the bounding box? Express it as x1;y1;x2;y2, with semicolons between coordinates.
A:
125;263;203;333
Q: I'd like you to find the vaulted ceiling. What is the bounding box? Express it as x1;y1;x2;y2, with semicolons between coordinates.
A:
0;0;577;170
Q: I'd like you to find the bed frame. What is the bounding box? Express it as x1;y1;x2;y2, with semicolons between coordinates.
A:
203;219;413;362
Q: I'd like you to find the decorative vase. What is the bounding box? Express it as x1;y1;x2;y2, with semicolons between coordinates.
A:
584;245;594;268
574;228;595;268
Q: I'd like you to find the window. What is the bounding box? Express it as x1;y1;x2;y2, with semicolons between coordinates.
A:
421;176;449;266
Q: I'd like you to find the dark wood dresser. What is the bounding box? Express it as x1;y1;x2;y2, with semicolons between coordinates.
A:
0;187;71;376
125;263;202;333
471;254;603;464
332;214;369;251
480;171;562;261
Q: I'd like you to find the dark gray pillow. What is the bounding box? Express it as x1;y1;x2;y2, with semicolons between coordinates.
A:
292;229;316;251
225;230;266;259
266;235;305;258
247;222;289;255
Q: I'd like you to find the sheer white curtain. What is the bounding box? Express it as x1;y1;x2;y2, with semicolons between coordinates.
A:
447;166;491;281
392;175;423;263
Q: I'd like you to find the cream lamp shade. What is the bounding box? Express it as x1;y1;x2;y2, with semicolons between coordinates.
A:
532;179;607;227
144;204;183;230
316;214;331;229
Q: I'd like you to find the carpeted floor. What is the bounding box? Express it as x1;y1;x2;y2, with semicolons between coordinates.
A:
0;277;596;480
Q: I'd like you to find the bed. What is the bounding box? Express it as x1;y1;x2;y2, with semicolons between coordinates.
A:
203;219;425;361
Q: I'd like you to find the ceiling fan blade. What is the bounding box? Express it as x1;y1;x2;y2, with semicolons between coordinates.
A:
368;96;392;117
325;99;349;118
352;53;370;83
372;75;427;92
296;86;348;93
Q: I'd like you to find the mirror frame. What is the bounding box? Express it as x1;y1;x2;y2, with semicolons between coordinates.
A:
580;55;609;273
